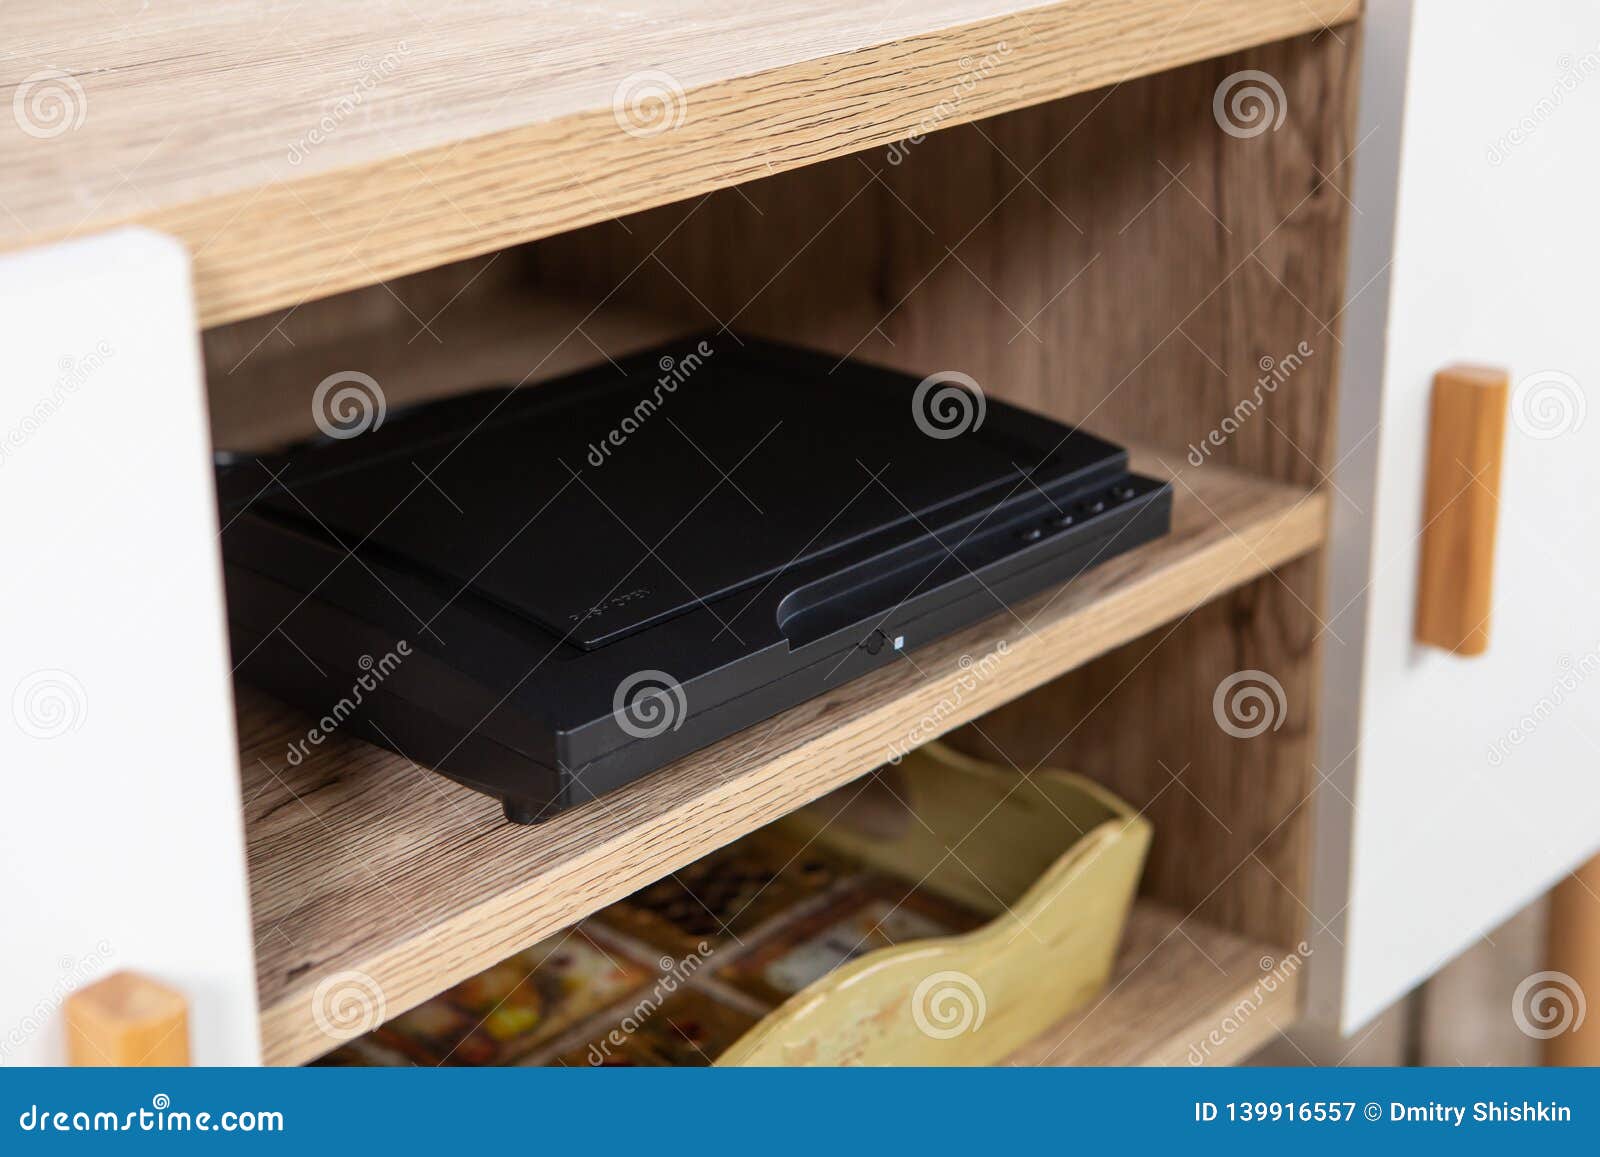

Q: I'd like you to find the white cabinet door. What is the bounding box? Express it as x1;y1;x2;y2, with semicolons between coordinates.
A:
0;230;260;1064
1312;0;1600;1032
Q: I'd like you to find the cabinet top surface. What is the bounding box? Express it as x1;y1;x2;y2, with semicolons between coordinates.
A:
4;1;1045;214
0;0;1356;324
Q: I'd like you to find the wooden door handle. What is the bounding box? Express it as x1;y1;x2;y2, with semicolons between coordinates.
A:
1414;364;1509;656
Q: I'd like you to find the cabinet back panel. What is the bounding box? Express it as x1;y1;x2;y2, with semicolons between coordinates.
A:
947;558;1322;948
527;30;1355;487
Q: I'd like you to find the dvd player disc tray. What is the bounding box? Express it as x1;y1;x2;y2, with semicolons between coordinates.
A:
217;336;1171;823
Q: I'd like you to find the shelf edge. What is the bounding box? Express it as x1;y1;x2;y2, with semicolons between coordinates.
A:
1008;902;1303;1067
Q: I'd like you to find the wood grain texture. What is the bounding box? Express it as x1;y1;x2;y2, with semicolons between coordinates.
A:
2;0;1357;326
1007;902;1300;1065
1414;364;1509;656
205;283;695;453
950;552;1324;948
65;971;190;1067
530;30;1357;490
530;31;1357;948
241;455;1325;1065
202;32;1355;1057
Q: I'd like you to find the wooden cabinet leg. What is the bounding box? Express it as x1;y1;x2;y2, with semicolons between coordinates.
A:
65;971;190;1066
1543;853;1600;1066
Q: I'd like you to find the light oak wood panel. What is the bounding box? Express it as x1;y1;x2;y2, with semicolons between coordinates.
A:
529;32;1357;947
241;456;1326;1065
1;0;1357;326
204;282;695;453
529;30;1358;489
1009;902;1300;1066
949;552;1324;948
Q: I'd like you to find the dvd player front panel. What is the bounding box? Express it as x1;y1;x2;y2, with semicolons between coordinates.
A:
553;479;1173;808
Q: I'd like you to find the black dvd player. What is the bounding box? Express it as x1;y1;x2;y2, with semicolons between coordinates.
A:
216;336;1170;823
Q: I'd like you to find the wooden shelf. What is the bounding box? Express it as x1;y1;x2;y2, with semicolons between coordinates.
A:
1008;903;1299;1066
4;0;1355;327
239;452;1325;1064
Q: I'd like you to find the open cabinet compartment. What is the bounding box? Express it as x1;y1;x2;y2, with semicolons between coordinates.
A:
199;26;1356;1065
323;742;1150;1067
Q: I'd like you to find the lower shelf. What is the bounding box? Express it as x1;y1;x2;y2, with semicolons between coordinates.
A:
1009;903;1300;1067
239;453;1323;1065
313;900;1294;1068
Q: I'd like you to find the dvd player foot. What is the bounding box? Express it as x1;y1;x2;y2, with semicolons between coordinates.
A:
501;798;548;826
